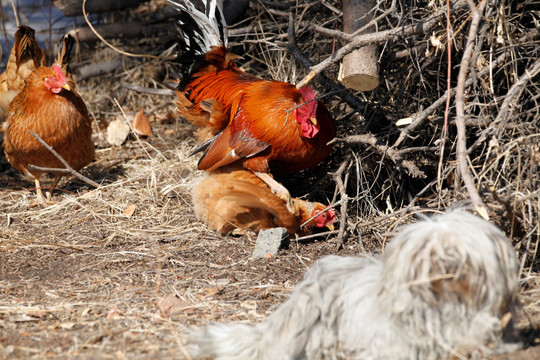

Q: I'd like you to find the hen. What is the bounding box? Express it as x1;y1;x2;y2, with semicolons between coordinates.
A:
3;56;94;204
192;166;335;235
0;25;47;125
170;0;336;203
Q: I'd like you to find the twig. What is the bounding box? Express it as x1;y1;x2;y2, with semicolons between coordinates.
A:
330;156;352;248
493;58;540;137
454;0;489;219
27;131;99;188
122;83;175;96
437;0;453;191
332;134;426;178
80;0;162;59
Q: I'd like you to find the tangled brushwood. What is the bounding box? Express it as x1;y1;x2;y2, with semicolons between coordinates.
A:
189;211;520;359
222;0;539;253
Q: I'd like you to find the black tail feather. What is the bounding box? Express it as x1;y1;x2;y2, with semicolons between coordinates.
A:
168;0;227;90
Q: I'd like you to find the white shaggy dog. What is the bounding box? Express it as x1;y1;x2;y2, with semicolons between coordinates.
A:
189;211;520;359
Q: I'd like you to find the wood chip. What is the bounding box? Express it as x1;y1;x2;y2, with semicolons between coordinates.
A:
106;118;130;146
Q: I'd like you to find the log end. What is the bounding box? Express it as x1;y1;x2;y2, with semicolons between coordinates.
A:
338;70;380;91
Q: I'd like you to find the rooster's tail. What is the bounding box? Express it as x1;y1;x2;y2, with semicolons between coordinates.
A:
169;0;227;83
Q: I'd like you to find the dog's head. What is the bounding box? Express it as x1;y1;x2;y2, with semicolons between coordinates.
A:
380;211;519;316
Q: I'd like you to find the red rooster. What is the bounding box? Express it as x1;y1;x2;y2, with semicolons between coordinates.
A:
192;165;335;235
170;0;336;204
3;54;94;204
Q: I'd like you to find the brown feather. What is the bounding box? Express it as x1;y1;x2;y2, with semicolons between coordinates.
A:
192;166;334;235
0;25;47;124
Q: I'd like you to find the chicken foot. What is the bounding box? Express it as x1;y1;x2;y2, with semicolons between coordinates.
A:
254;172;294;214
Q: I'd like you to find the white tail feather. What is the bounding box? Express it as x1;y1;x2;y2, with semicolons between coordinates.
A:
168;0;227;53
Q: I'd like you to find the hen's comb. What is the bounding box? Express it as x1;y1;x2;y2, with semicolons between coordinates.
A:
51;64;66;83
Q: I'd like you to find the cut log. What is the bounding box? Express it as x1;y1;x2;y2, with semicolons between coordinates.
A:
338;0;380;91
54;0;148;17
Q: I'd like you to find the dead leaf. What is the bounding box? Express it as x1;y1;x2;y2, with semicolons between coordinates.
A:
158;293;191;317
122;204;136;217
132;109;152;137
106;118;130;146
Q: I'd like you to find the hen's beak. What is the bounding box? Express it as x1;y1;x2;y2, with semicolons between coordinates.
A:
309;117;318;126
61;83;71;92
326;224;335;231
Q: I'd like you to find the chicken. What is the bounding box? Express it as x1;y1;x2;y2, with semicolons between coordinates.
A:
0;25;47;125
192;166;335;236
3;63;95;204
170;0;336;203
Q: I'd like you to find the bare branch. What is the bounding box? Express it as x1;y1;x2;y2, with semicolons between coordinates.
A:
27;131;99;188
333;134;426;178
454;0;489;219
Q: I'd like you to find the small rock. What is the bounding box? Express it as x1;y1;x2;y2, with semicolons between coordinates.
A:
252;227;289;258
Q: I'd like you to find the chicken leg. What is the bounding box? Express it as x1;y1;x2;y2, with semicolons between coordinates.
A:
45;175;63;202
34;178;46;204
254;172;294;213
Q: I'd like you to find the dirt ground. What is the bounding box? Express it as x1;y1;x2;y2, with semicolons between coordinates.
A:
0;120;539;359
1;0;540;359
0;126;381;359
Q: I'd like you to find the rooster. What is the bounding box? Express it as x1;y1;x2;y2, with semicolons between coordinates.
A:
170;0;336;205
3;35;94;204
0;25;47;125
192;166;335;235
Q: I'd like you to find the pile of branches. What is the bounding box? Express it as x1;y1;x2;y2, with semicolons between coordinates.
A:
221;0;539;263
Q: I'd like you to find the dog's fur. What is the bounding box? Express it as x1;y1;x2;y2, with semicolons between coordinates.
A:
189;211;520;359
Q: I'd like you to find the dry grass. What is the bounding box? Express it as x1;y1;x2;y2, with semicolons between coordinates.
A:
1;0;539;358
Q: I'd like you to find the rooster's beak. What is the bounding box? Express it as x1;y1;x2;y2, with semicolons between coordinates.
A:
309;117;318;126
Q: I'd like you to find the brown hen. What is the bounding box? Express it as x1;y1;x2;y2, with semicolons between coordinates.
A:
192;166;335;236
3;64;94;204
0;25;46;125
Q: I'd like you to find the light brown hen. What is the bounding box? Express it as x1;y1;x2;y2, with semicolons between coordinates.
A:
192;166;335;236
3;64;94;204
0;25;46;125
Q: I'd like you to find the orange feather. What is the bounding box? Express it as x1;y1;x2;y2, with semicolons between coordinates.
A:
176;45;336;175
